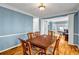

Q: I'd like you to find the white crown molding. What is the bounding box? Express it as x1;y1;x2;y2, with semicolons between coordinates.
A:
76;7;79;12
74;4;79;12
0;3;36;17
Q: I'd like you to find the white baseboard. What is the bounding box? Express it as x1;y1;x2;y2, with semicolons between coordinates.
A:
0;43;21;53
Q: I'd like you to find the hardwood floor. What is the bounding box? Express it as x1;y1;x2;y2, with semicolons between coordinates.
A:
0;46;23;55
0;45;41;55
0;42;79;55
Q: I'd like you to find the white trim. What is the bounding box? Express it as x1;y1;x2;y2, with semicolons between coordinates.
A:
74;33;79;36
33;18;39;32
40;19;45;35
0;32;27;38
0;3;35;17
0;43;21;53
68;14;74;44
0;34;20;38
75;5;79;12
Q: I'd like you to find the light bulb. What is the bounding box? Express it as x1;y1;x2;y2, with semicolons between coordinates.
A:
39;6;45;11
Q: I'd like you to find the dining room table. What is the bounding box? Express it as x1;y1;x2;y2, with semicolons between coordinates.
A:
28;35;52;54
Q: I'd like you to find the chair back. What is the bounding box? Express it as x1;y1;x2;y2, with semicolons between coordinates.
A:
27;32;34;40
48;31;52;36
48;31;56;43
27;32;40;40
34;32;40;37
18;38;32;55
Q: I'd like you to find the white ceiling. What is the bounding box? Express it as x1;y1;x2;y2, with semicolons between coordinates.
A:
3;3;79;18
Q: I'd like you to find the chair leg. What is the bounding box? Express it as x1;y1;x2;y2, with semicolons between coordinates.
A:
28;42;32;55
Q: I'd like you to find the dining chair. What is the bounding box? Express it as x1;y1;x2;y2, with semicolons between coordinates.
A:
27;32;34;40
27;32;41;53
52;35;61;55
18;38;41;55
34;32;40;37
48;31;56;44
27;32;40;40
48;31;52;36
18;38;32;55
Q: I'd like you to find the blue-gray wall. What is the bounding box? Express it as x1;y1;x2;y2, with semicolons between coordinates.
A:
0;6;33;51
74;11;79;45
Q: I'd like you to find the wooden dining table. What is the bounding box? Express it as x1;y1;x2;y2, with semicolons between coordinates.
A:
28;35;52;54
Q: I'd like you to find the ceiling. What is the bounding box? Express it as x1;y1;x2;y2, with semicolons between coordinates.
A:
4;3;79;18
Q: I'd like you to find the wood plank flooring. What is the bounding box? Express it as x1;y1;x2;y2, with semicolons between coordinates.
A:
0;43;79;55
0;46;23;55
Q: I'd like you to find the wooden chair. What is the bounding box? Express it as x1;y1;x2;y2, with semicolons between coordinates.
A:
48;31;56;44
27;32;34;40
48;31;52;36
34;32;40;37
18;38;32;55
52;35;61;55
27;32;40;40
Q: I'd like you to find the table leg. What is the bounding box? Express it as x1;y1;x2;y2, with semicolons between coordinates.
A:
38;48;46;55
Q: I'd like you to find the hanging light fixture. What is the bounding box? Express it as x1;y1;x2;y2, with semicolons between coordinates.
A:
39;3;45;11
